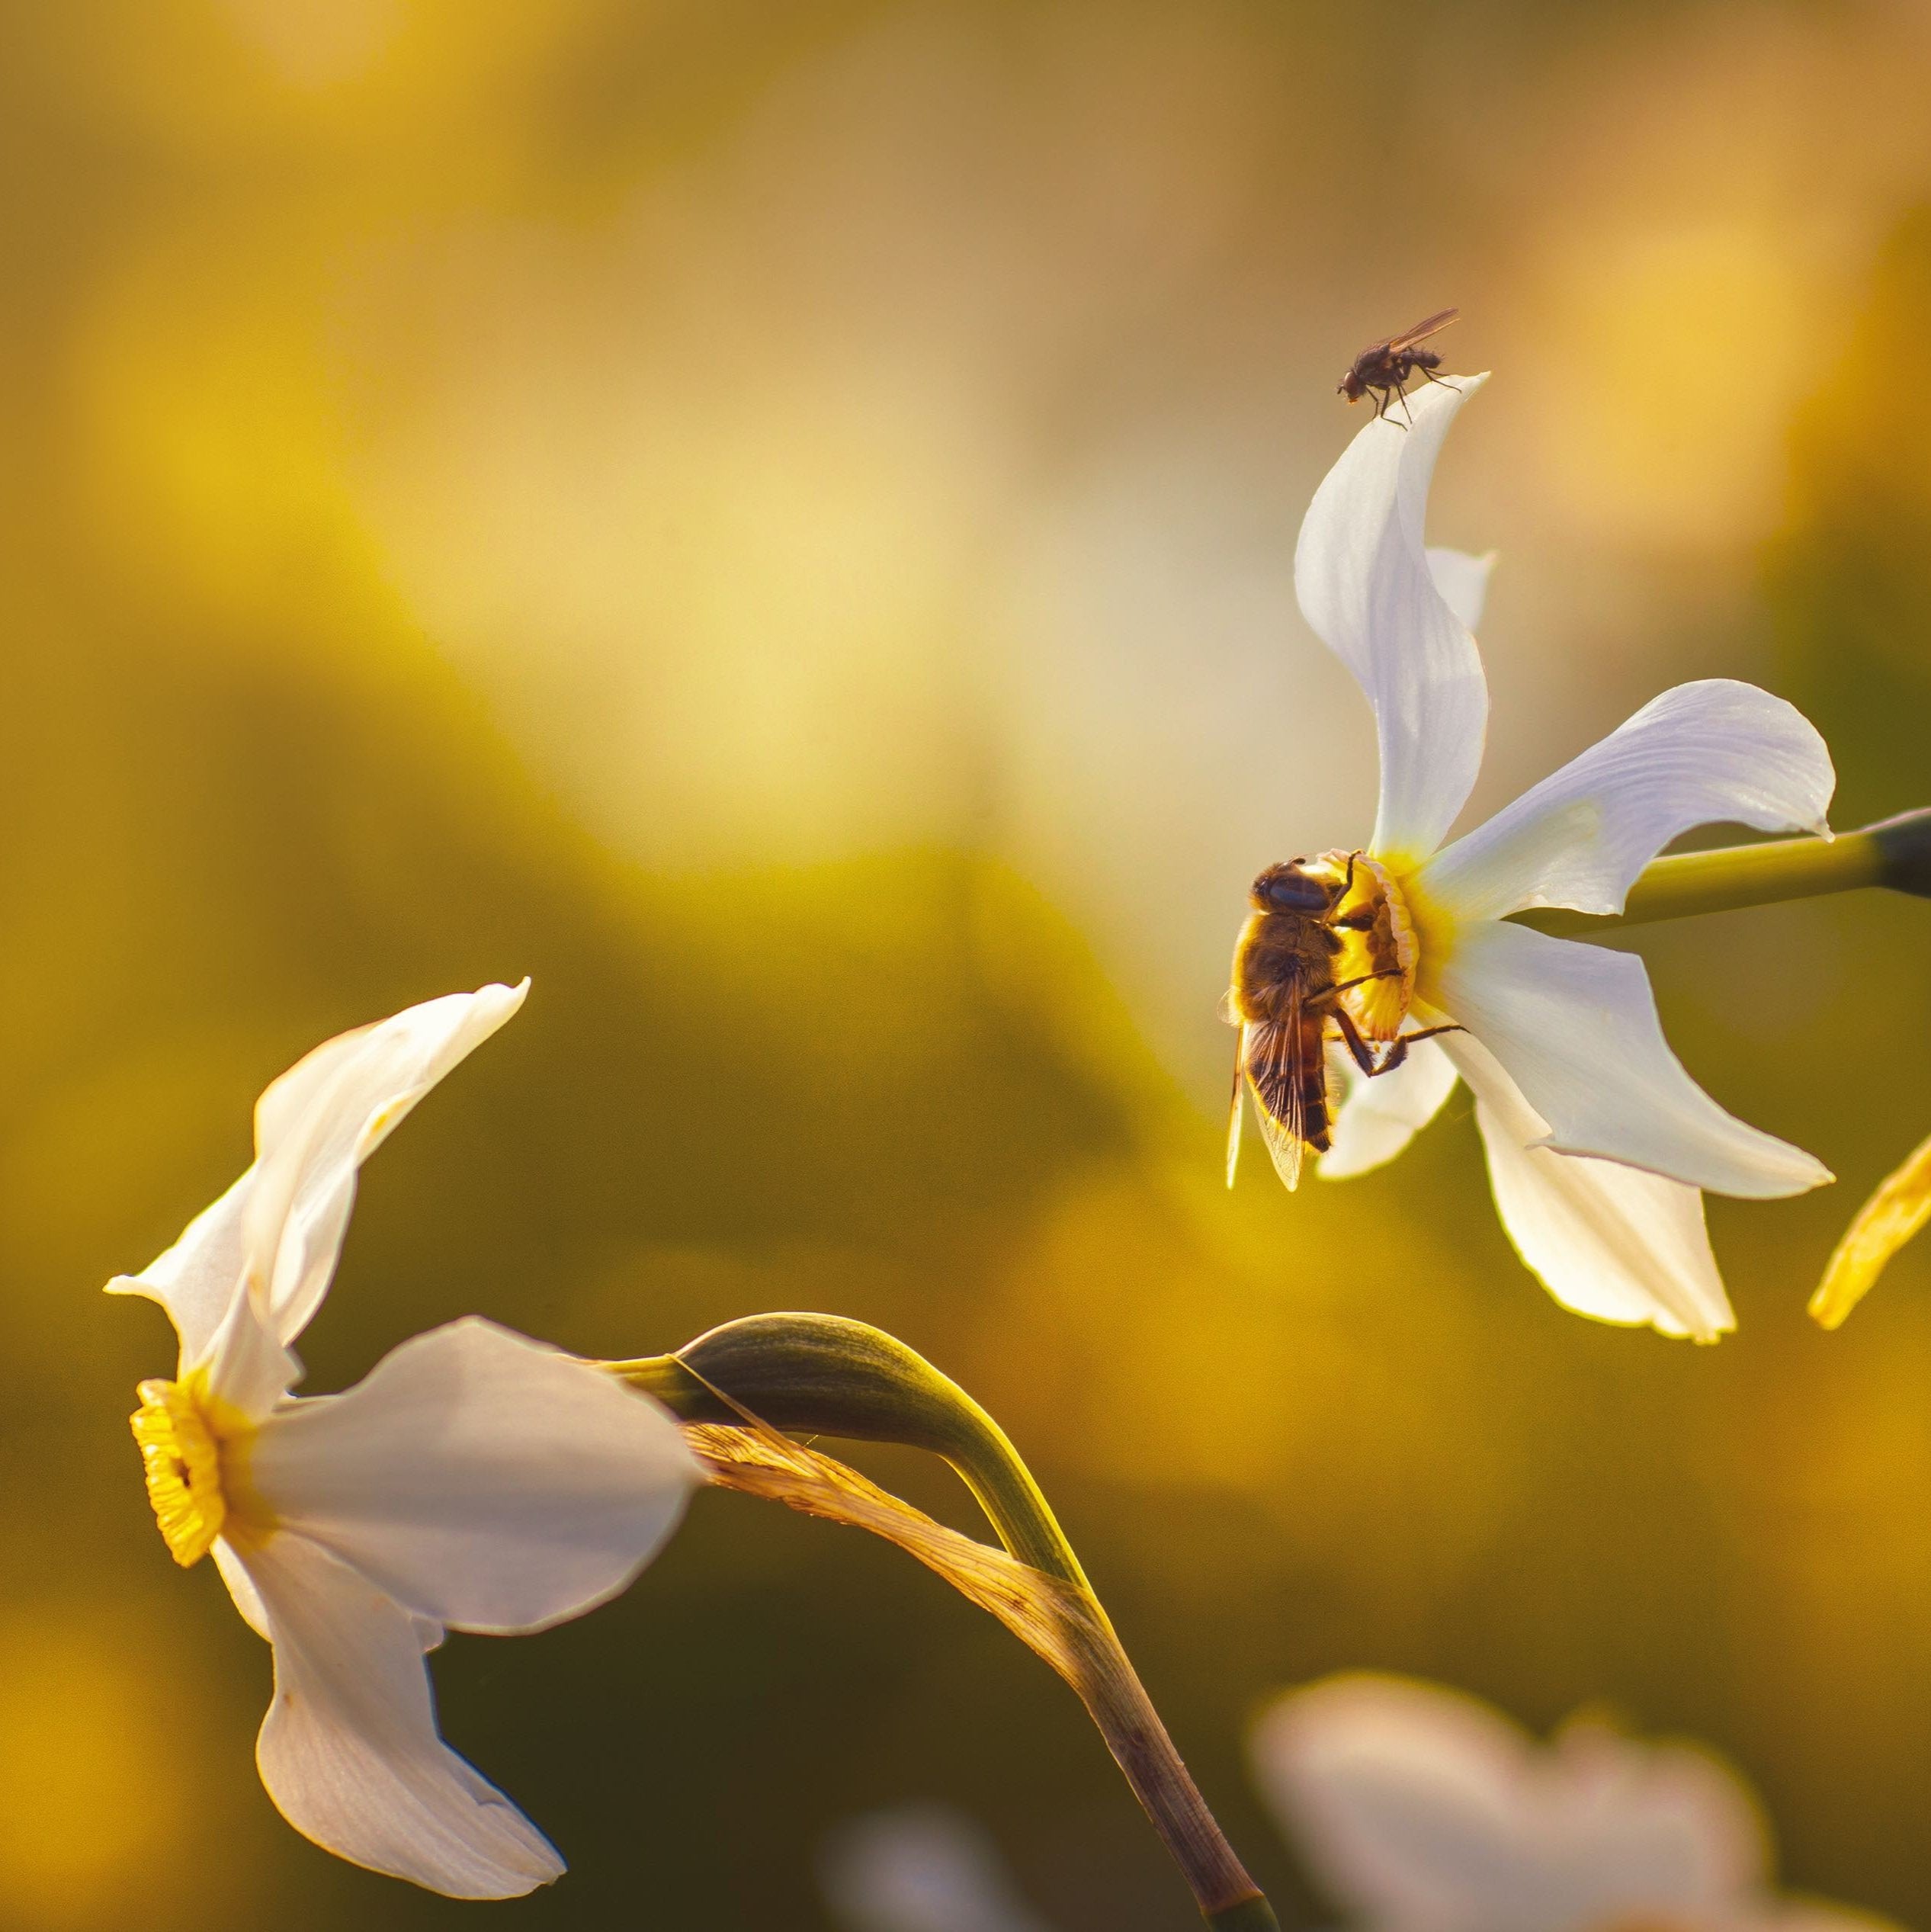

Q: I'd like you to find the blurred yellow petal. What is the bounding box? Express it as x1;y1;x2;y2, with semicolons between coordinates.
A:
1810;1130;1931;1329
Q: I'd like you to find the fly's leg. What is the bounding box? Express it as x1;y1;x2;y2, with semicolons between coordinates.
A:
1329;967;1402;996
1333;1007;1466;1082
1331;1004;1381;1077
1419;368;1463;393
1366;1021;1466;1077
1330;851;1376;931
1393;376;1415;426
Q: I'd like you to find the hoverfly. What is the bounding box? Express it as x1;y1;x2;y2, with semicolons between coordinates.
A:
1338;309;1460;424
1225;851;1458;1189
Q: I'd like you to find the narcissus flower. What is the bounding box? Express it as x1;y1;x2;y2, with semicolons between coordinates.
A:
111;984;699;1898
1260;374;1835;1340
1251;1673;1888;1932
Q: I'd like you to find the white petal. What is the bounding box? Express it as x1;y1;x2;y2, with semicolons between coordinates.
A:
1253;1675;1772;1932
820;1803;1057;1932
1249;1672;1549;1927
106;1170;254;1372
1447;1035;1732;1341
1419;680;1833;923
1319;1037;1461;1181
200;1271;304;1418
214;1536;271;1640
238;1532;563;1898
1425;547;1495;634
1541;1719;1766;1906
242;983;528;1348
1434;920;1830;1199
249;1318;700;1635
1294;374;1489;861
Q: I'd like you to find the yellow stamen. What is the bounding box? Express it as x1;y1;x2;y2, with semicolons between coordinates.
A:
130;1374;258;1567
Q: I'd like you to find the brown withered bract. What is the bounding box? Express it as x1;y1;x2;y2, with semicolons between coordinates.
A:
1224;851;1458;1192
1338;309;1461;425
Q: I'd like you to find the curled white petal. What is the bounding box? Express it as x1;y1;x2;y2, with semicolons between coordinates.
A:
249;1318;700;1635
200;1272;305;1419
243;982;529;1349
1295;374;1489;861
1319;1037;1460;1181
820;1803;1057;1932
1419;680;1834;923
106;1170;254;1372
1447;1035;1732;1341
239;1532;564;1898
1424;547;1496;634
1434;921;1830;1199
1251;1674;1766;1931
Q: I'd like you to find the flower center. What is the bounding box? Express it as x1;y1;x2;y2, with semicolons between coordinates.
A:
1322;850;1421;1039
130;1374;257;1568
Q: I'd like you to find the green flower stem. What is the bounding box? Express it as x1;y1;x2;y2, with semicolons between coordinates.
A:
611;1315;1276;1929
1511;807;1931;939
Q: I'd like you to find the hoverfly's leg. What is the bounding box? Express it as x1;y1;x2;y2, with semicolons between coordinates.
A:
1331;1004;1381;1077
1369;1019;1467;1078
1329;966;1403;996
1329;851;1374;929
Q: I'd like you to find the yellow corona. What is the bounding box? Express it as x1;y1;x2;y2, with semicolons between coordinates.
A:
130;1373;259;1567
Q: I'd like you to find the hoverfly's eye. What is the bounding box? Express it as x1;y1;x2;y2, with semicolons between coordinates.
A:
1254;865;1332;913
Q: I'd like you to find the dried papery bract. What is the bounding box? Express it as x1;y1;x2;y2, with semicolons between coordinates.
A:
613;1319;1278;1931
685;1420;1092;1678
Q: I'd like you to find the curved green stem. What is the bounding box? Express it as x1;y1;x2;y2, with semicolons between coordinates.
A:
1511;807;1931;939
610;1316;1275;1929
617;1314;1091;1590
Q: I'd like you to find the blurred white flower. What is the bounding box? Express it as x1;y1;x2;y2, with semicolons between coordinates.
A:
111;984;700;1898
1285;374;1835;1340
821;1803;1060;1932
1252;1673;1887;1932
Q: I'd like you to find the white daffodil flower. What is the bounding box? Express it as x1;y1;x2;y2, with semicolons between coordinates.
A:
110;984;701;1898
821;1804;1059;1932
1253;1674;1888;1932
1278;374;1835;1340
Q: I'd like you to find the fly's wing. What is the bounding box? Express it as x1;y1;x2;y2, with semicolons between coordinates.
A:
1240;992;1316;1192
1387;307;1459;350
1226;1041;1246;1187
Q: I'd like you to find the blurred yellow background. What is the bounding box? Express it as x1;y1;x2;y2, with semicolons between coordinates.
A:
5;1;1931;1925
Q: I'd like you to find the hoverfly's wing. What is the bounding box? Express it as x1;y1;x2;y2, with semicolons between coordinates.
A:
1387;307;1459;351
1226;1043;1245;1187
1239;1001;1314;1193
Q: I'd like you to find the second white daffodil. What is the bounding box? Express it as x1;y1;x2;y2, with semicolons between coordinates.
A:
1238;374;1835;1340
1253;1673;1888;1932
111;983;700;1898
